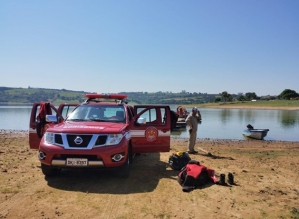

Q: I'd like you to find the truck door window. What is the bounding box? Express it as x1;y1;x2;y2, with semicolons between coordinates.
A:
61;106;76;119
35;105;57;122
127;106;134;121
137;107;165;125
161;108;166;124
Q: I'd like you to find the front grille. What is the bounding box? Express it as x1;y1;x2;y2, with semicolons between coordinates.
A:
67;135;93;147
55;134;63;144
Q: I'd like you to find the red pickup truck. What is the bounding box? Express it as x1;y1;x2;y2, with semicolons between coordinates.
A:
29;94;178;177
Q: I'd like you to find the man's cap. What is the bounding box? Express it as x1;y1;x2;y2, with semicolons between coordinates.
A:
192;107;198;112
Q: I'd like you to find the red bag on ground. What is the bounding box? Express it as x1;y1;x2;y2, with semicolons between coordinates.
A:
177;160;218;192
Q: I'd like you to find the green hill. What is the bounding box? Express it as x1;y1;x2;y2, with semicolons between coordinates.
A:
0;87;298;109
0;87;219;105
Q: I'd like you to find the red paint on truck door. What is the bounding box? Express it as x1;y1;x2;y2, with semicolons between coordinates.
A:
130;105;171;153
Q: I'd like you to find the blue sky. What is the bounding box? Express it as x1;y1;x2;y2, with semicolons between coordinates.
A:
1;1;298;96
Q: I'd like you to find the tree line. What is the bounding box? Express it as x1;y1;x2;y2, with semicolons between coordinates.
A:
218;89;299;102
0;87;298;105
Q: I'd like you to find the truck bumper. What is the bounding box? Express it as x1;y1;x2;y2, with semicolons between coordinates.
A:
38;138;129;168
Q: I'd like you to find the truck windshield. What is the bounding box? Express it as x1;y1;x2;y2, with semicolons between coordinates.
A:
66;105;126;123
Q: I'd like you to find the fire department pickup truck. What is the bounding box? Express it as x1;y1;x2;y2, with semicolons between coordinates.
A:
29;94;178;177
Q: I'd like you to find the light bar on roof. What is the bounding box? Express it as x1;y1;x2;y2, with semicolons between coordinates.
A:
85;94;127;100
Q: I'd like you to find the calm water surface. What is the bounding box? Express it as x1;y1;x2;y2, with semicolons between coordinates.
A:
0;106;298;142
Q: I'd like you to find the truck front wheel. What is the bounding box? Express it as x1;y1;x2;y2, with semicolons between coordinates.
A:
41;163;59;176
117;146;132;178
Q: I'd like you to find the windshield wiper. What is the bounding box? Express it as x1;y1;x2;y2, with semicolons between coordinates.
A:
88;118;107;122
67;119;88;122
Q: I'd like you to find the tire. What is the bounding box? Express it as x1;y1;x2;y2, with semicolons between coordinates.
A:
41;163;59;177
117;146;132;178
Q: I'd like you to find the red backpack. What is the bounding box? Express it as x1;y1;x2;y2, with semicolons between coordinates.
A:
177;160;218;192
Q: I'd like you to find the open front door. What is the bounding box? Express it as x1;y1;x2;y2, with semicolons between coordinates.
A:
29;103;78;150
29;103;58;150
57;103;78;119
130;105;171;153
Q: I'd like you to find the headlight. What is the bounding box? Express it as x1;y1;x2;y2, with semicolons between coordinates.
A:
44;132;55;144
106;134;123;145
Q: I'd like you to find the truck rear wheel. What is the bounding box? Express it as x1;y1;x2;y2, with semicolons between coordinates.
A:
41;163;59;176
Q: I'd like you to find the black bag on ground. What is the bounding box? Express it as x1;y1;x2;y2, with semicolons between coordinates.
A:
168;152;191;170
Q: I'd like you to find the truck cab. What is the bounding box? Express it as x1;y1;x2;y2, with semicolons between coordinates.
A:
29;94;178;177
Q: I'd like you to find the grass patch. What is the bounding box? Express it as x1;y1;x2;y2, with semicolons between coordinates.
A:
1;187;19;194
260;209;268;218
289;206;299;218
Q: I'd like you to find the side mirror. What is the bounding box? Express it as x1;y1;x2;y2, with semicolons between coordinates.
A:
46;115;58;123
137;117;146;125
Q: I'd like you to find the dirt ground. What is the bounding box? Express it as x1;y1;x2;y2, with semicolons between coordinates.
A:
0;130;299;219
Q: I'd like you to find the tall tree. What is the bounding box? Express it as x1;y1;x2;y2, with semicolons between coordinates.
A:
221;91;229;102
278;89;299;100
245;92;257;100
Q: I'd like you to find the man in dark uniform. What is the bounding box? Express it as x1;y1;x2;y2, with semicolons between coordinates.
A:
185;107;201;154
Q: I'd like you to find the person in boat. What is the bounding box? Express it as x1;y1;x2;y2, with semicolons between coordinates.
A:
183;108;188;117
247;124;254;130
177;106;183;117
185;107;202;154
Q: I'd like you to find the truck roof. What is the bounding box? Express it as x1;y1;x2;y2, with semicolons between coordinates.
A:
85;94;128;105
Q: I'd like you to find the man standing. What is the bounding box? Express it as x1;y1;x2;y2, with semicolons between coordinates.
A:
185;107;201;154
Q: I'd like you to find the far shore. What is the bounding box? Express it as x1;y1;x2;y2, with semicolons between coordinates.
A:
1;101;299;111
198;105;299;110
178;100;299;111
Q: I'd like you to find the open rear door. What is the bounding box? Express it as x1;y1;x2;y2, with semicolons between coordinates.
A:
130;105;171;153
29;103;78;150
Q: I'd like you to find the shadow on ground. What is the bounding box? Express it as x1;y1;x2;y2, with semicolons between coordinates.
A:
203;154;235;160
45;153;179;194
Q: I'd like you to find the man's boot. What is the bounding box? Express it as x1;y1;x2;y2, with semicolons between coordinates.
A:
218;174;225;185
228;173;234;185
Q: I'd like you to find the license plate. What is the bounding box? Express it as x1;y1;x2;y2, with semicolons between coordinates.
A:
66;158;88;166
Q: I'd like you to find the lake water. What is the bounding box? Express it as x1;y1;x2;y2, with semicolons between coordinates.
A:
0;106;298;142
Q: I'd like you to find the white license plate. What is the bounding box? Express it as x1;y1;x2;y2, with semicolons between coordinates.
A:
66;158;88;166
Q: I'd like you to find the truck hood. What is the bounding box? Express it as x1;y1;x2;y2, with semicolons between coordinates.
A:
47;121;128;134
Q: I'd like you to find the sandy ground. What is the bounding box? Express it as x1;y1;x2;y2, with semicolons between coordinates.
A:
1;129;299;219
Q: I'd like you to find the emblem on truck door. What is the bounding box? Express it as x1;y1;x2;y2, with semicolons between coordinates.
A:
145;127;158;142
74;136;83;145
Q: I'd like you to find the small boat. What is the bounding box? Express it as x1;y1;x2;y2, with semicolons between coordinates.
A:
242;124;269;140
176;118;187;128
